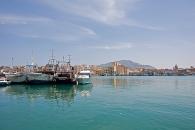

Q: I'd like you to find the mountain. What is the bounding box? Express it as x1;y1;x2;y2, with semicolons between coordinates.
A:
99;60;155;69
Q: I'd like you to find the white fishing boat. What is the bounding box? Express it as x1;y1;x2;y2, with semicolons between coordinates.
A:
76;70;91;84
0;77;11;86
26;73;53;84
5;72;27;83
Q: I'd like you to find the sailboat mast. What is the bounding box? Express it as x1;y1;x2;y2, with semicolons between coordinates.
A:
11;57;14;68
31;50;34;65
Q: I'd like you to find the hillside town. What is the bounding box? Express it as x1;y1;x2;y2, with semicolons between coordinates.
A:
75;62;195;76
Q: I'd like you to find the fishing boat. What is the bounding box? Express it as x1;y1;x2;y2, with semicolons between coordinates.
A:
76;70;91;84
51;54;76;84
26;72;53;84
0;77;11;86
5;72;27;84
53;72;76;84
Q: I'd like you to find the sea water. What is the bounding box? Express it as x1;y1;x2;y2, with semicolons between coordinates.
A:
0;76;195;130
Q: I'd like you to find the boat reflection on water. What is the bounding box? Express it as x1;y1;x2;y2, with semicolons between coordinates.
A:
1;84;93;105
77;84;93;97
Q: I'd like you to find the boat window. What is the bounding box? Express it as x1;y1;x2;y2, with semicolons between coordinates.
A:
79;73;90;76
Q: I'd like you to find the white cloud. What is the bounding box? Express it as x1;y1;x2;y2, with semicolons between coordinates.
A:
0;14;97;41
79;26;96;36
40;0;163;30
41;0;136;25
65;0;129;25
17;26;96;42
0;15;52;24
92;42;133;50
143;40;195;49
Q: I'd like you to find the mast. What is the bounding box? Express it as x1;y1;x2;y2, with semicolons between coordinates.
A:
50;49;57;72
67;55;71;66
11;57;14;68
31;50;34;65
51;49;54;65
66;55;71;72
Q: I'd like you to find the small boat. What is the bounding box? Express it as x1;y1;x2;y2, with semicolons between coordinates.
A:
26;72;53;84
76;70;91;84
5;72;27;84
0;77;11;86
53;72;76;84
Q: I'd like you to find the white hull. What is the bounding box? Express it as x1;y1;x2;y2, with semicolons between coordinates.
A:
76;78;91;84
5;73;27;83
0;81;11;86
26;73;53;83
76;70;91;84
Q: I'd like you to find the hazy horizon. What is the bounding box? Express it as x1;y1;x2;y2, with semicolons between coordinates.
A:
0;0;194;68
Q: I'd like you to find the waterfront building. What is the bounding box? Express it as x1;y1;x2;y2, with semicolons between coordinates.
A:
112;62;128;75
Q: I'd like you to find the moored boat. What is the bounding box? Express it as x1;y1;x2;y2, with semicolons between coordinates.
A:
5;72;27;84
0;77;11;86
53;72;76;84
76;70;91;84
26;73;53;84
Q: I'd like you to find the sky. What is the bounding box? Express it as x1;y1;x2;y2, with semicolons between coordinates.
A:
0;0;195;68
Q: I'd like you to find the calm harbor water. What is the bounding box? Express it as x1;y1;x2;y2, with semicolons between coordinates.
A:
0;76;195;130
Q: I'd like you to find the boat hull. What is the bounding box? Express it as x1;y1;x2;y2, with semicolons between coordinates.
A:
53;72;76;84
76;78;91;84
5;73;27;84
0;81;11;86
26;73;53;84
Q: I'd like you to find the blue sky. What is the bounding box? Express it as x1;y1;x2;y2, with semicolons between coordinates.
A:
0;0;194;68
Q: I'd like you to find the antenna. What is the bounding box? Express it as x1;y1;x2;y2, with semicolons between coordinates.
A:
67;55;71;65
63;56;65;63
50;49;55;65
50;49;56;71
52;49;54;60
31;50;34;65
11;57;14;68
65;55;71;72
